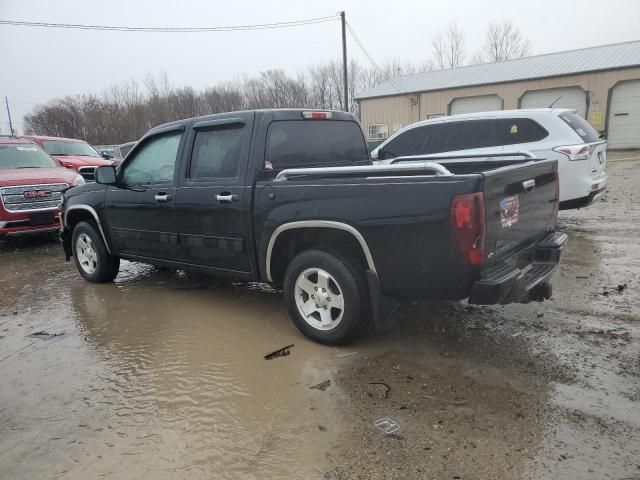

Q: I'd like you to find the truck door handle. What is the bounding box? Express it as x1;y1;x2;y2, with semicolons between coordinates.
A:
522;179;536;193
154;193;173;203
216;193;238;204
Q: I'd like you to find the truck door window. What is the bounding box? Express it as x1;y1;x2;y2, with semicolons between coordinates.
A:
122;131;182;185
189;125;244;179
267;120;369;169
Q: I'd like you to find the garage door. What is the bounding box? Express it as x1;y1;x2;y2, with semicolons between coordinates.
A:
607;80;640;149
520;87;588;117
449;95;503;116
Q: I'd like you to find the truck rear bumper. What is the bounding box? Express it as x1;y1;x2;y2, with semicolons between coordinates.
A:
468;231;568;305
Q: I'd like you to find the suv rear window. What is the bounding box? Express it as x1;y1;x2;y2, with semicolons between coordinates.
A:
559;113;600;143
267;121;369;169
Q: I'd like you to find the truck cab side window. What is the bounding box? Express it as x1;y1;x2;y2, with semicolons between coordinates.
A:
122;131;182;185
189;126;244;179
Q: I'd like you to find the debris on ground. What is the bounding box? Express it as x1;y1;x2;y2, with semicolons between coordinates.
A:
27;331;65;340
335;350;359;358
367;382;391;398
618;283;628;292
263;344;294;360
310;380;331;391
373;418;400;435
421;394;469;406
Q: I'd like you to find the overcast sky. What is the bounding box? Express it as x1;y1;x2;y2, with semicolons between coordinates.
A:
1;0;639;133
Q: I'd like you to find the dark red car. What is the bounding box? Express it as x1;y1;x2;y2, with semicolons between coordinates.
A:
22;135;114;181
0;137;84;238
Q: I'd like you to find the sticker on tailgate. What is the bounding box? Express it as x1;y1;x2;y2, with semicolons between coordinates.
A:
500;194;520;228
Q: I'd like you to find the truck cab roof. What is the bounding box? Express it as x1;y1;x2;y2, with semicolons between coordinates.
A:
147;109;359;135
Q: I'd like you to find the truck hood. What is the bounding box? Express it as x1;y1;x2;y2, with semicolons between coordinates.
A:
0;167;80;187
52;155;113;169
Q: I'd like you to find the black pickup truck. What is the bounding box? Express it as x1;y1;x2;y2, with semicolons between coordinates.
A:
60;109;567;344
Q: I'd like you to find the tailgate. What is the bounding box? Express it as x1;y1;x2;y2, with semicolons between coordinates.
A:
483;159;558;265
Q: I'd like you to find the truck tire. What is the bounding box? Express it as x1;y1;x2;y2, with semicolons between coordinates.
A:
72;221;120;283
283;249;369;345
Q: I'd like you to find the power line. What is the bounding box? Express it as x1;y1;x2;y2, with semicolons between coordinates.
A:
345;21;405;94
0;15;338;33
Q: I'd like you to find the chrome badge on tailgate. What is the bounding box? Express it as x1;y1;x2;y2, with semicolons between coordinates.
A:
500;195;520;228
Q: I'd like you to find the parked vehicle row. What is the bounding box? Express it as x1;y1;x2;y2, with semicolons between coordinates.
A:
0;137;84;238
22;135;114;182
371;108;607;209
60;109;567;345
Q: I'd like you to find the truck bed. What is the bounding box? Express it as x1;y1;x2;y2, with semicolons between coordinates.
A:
255;157;559;301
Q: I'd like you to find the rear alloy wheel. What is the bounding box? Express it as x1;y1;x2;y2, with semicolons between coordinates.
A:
294;267;345;331
284;250;368;345
72;221;120;283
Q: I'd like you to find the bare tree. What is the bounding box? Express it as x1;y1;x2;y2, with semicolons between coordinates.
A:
484;19;531;62
432;22;465;69
468;51;486;66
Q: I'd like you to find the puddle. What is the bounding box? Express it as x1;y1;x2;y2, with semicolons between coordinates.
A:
0;248;344;479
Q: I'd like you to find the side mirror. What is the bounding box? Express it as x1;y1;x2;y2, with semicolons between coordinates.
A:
371;148;379;160
95;165;117;185
101;151;113;159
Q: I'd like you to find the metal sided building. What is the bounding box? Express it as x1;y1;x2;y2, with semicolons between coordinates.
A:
356;41;640;150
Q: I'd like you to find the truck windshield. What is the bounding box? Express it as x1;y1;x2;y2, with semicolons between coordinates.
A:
266;120;370;169
0;144;61;169
41;140;101;157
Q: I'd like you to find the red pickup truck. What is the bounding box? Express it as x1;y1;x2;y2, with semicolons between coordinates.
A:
22;135;114;182
0;137;84;238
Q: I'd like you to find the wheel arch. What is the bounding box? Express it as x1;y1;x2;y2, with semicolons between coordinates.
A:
265;221;377;285
64;205;112;254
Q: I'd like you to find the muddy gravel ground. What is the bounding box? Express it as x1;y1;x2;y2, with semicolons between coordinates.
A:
2;157;640;480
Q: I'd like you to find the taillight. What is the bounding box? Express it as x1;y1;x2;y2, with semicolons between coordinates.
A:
451;192;486;266
302;111;332;120
553;144;593;161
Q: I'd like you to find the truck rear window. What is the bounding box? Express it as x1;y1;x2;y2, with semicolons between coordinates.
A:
559;113;600;143
266;121;370;169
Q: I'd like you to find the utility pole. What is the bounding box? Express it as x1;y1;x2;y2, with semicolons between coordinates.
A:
5;97;14;135
340;11;349;112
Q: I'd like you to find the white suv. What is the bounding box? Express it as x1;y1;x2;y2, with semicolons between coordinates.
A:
371;109;607;209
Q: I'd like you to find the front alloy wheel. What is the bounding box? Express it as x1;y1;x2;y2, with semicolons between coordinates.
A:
75;232;97;275
71;221;120;283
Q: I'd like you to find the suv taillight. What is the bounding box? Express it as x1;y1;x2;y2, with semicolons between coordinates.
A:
451;192;486;266
553;144;593;161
